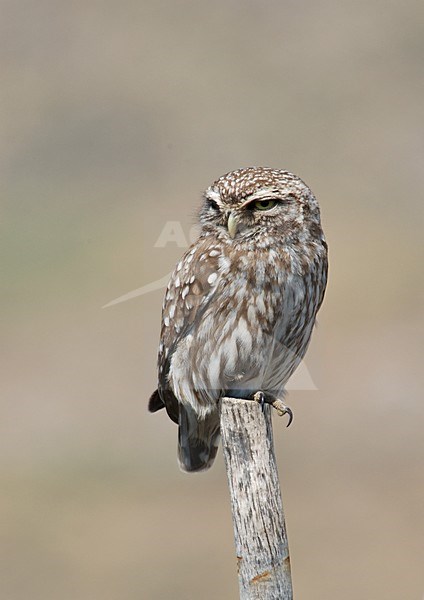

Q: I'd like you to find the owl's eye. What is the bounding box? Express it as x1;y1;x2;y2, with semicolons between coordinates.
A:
206;199;220;211
253;199;278;211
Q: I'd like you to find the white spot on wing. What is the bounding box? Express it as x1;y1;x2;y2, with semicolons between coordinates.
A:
208;273;218;285
219;256;231;270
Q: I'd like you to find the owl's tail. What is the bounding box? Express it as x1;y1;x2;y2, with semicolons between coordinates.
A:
178;405;220;472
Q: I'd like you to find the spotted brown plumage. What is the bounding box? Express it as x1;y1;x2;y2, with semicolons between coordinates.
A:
149;167;328;472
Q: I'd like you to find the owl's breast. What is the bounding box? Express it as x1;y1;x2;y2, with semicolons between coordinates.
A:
181;254;287;394
166;239;325;413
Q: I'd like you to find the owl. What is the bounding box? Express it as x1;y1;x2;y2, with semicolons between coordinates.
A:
149;167;327;472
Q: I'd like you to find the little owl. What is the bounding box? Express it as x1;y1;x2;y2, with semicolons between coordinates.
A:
149;167;327;472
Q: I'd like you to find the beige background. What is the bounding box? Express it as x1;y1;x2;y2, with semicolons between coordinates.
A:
1;1;423;598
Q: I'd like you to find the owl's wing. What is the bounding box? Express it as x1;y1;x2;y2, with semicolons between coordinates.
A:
155;238;223;409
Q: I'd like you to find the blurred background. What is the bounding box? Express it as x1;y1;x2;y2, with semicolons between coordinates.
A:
1;1;423;598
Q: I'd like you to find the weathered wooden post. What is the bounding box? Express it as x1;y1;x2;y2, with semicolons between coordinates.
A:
220;397;293;600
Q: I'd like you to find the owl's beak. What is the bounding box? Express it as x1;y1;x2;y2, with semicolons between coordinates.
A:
227;212;239;239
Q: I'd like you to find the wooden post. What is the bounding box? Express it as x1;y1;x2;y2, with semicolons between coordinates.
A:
220;397;293;600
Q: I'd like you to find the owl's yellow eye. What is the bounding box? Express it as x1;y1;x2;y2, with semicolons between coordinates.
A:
254;199;277;211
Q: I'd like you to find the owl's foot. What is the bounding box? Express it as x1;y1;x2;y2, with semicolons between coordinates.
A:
253;392;293;427
272;399;294;427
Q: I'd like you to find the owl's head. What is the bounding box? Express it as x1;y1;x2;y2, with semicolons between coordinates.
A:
199;167;322;243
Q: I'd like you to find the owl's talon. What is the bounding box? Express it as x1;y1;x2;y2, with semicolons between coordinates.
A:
253;391;266;413
253;393;293;426
272;402;294;427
